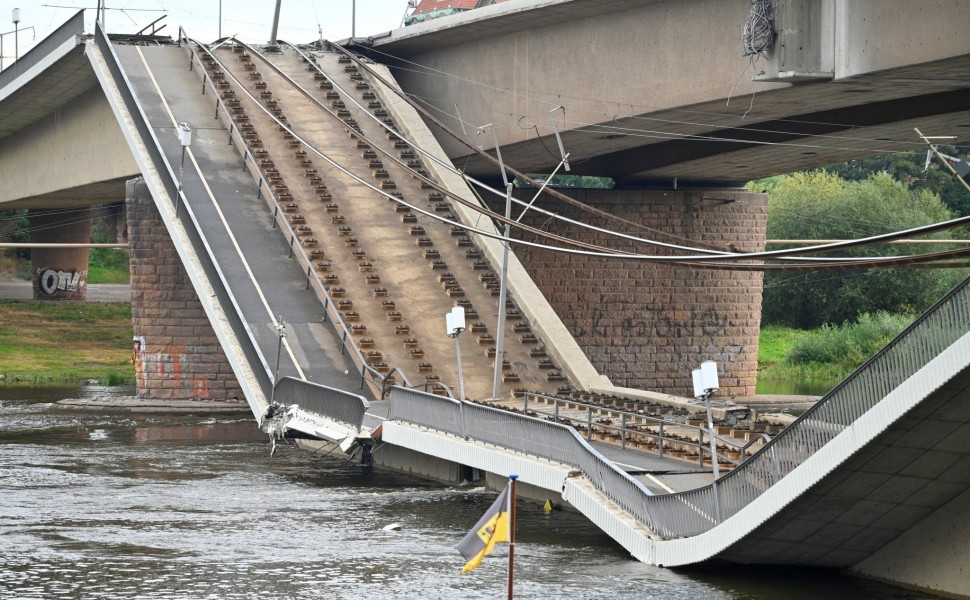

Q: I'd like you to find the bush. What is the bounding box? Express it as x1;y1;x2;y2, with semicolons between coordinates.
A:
787;312;913;367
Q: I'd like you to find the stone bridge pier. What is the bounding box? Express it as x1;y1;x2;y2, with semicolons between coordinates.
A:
125;179;242;403
491;188;767;398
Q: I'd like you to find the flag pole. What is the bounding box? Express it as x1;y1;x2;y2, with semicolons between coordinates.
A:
507;474;518;600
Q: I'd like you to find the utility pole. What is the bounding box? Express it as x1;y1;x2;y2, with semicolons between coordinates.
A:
269;0;282;46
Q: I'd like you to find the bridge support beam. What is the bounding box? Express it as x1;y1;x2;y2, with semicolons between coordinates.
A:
126;178;243;403
28;208;91;301
494;188;766;398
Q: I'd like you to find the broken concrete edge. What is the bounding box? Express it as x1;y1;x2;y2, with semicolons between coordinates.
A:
51;397;252;416
372;63;607;393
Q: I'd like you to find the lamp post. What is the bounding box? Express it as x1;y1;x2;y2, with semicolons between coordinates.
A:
446;305;467;401
12;8;19;63
692;360;722;523
446;306;468;438
176;122;192;215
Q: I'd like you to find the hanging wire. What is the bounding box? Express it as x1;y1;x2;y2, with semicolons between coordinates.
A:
741;0;776;57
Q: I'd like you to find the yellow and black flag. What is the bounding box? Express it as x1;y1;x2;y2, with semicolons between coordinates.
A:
456;486;511;573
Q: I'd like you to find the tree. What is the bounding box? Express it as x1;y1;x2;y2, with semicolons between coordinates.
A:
826;147;970;218
759;171;966;328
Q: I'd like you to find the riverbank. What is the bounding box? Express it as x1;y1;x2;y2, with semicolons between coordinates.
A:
0;300;134;386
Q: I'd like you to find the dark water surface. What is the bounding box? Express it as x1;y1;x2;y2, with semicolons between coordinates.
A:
0;387;934;599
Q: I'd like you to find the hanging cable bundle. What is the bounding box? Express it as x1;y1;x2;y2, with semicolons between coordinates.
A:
741;0;775;57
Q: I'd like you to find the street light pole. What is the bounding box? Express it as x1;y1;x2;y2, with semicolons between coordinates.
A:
446;306;468;438
176;122;192;216
692;360;722;523
12;8;19;64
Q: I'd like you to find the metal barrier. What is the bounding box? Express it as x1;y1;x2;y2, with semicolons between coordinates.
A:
95;23;273;399
645;275;970;537
388;386;662;533
389;276;970;538
274;376;369;428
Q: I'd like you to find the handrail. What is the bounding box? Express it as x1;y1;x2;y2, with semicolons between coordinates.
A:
178;37;416;399
643;274;970;537
387;276;970;539
93;22;274;402
388;385;662;532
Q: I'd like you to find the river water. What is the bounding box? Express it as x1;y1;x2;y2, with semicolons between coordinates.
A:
0;387;934;600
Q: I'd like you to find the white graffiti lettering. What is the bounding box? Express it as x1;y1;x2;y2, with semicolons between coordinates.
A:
37;268;86;295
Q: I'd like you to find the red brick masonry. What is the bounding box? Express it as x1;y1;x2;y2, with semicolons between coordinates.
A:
126;179;243;402
497;188;766;398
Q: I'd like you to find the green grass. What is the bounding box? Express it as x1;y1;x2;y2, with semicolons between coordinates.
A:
758;312;913;395
0;301;134;386
87;248;130;284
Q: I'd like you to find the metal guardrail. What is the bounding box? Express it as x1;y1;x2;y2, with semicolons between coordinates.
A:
521;392;769;467
274;376;369;428
95;22;274;401
646;275;970;537
388;386;662;533
389;276;970;538
0;9;83;90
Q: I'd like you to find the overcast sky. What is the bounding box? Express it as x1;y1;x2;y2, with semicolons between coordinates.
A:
0;0;412;60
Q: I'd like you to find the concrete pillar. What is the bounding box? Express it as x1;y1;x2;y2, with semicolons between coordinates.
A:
492;188;767;398
29;207;91;301
126;178;243;403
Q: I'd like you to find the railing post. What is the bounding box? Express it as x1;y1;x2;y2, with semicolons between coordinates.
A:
272;205;278;228
523;394;528;413
305;265;311;289
621;413;627;448
698;430;705;467
288;235;294;258
587;408;592;440
658;422;664;458
340;330;347;355
201;74;207;95
554;400;559;422
214;96;220;119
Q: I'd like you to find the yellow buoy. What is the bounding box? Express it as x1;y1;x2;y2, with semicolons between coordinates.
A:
543;499;553;514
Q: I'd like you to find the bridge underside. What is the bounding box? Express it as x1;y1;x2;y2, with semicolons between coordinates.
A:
412;55;970;187
366;0;970;187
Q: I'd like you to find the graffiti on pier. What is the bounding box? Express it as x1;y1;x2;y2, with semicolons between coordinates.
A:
574;301;729;340
34;268;87;299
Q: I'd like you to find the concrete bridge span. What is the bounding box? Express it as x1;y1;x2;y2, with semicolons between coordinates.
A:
364;0;970;186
